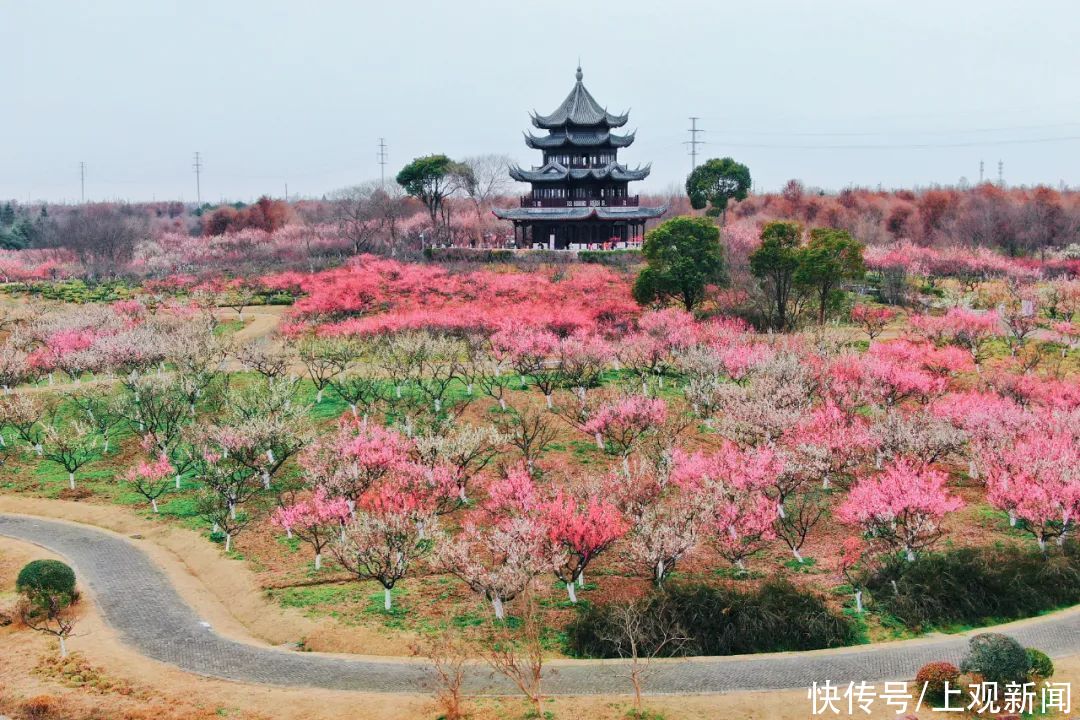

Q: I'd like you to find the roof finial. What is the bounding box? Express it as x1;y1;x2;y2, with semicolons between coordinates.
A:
575;61;582;82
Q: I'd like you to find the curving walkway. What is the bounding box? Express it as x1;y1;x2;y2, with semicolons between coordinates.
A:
3;513;1080;695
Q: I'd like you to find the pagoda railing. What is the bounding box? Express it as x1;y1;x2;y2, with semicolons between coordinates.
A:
519;196;640;208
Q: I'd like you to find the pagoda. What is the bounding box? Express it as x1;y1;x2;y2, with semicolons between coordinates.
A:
494;66;667;249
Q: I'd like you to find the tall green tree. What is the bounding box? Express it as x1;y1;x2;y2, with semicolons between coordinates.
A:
632;216;728;311
685;157;751;224
795;228;865;325
749;221;804;331
395;154;468;241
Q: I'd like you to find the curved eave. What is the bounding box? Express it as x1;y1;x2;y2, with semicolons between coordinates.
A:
509;162;651;183
523;129;637;150
531;113;630;130
492;205;668;222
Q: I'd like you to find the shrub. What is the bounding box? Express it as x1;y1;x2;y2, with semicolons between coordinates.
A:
914;661;960;703
864;544;1080;631
566;579;857;658
960;633;1030;685
18;694;60;720
16;560;76;598
1026;648;1054;679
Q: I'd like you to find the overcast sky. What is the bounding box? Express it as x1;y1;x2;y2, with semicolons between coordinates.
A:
4;0;1079;204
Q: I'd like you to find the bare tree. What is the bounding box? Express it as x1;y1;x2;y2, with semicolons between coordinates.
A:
459;154;514;246
410;624;473;720
331;182;386;255
479;590;552;717
496;404;559;471
598;599;688;713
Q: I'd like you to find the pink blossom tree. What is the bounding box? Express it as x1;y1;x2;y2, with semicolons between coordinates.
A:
272;487;351;570
850;305;896;340
124;450;175;513
671;443;781;570
543;488;628;602
437;516;549;620
837;459;963;561
582;394;668;469
983;428;1079;550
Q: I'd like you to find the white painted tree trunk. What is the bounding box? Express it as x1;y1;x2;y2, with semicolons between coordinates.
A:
656;559;665;584
545;394;553;409
499;398;506;410
434;398;442;413
577;571;584;588
316;388;323;403
59;635;68;657
855;590;863;613
68;472;75;490
385;588;393;610
224;533;232;552
791;546;803;562
349;403;358;417
175;474;181;489
905;547;915;562
595;433;604;450
151;498;159;513
492;596;505;620
1009;511;1017;527
314;552;322;570
566;581;577;603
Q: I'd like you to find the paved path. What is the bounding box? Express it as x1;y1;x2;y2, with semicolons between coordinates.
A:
3;513;1080;695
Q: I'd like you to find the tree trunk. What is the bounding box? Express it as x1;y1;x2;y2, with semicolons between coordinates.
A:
151;498;159;513
314;552;322;570
492;596;505;620
68;472;75;490
59;635;68;657
384;587;393;611
224;533;232;552
855;589;863;613
566;581;577;604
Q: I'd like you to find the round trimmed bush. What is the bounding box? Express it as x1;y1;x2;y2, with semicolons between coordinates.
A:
16;560;76;598
1026;648;1054;679
915;661;960;703
960;633;1030;685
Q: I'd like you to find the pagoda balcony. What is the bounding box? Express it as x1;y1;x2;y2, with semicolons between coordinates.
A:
519;195;640;208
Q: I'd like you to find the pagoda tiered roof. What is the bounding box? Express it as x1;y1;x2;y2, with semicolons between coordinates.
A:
530;67;629;129
508;160;651;184
524;128;636;150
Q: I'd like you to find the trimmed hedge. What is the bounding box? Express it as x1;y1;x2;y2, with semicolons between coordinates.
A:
864;544;1080;631
566;579;857;658
16;560;76;597
960;633;1029;685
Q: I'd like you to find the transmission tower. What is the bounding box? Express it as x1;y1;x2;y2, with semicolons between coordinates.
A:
377;138;389;186
684;117;705;173
79;161;85;203
979;160;984;184
998;160;1004;187
193;152;203;205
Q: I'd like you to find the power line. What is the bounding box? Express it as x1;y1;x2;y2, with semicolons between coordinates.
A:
705;135;1080;150
703;121;1080;138
377;138;389;186
684;117;705;173
193;152;202;205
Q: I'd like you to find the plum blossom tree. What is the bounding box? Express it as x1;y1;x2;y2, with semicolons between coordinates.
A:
983;427;1079;550
850;305;896;340
301;418;415;511
335;485;435;610
622;494;700;586
437;516;549;619
543;488;627;602
671;443;781;570
582;394;668;469
124;449;174;513
837;536;869;613
272;487;351;570
39;416;98;490
837;459;963;561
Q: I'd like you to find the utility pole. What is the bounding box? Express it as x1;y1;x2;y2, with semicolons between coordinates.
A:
193;152;202;205
997;160;1004;187
684;117;705;173
79;161;85;203
978;160;984;184
377;138;389;186
284;182;288;202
